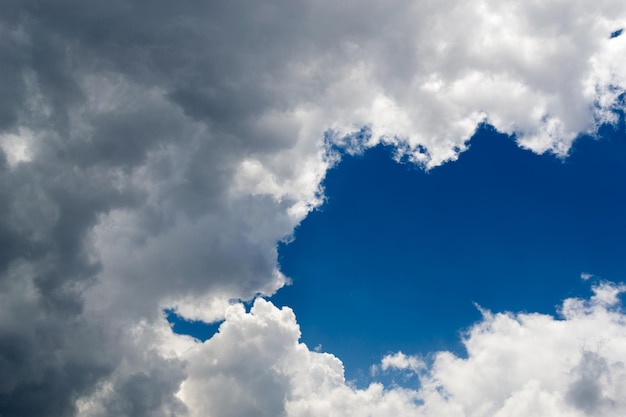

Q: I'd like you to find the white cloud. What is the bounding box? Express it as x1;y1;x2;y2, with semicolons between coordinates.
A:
371;352;426;376
177;299;423;417
0;128;34;167
176;283;626;417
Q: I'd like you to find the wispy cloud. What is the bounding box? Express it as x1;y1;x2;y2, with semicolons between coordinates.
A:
581;272;595;281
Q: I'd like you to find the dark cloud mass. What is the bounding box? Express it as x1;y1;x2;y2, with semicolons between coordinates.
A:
0;3;309;415
0;1;625;416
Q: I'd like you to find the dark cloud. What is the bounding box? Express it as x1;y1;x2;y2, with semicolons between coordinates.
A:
98;358;187;417
0;160;133;417
566;351;613;414
0;3;300;414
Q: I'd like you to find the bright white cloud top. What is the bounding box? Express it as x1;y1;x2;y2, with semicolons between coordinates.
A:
0;0;625;416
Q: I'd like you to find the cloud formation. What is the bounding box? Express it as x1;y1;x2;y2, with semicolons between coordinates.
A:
0;0;624;415
178;283;626;417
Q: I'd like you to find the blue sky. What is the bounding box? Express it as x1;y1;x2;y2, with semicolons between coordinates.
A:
169;115;626;384
272;120;626;382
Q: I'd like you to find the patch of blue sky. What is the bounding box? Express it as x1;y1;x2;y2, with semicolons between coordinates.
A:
271;117;626;386
610;28;624;39
165;309;223;342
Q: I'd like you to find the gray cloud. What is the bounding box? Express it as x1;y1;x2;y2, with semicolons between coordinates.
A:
566;351;614;414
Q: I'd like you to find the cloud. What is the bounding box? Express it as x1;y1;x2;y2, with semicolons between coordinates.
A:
0;0;624;416
581;272;594;281
371;352;426;377
178;283;626;417
380;352;425;373
178;299;421;417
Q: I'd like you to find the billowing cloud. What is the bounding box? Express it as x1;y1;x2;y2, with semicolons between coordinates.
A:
0;0;624;416
178;283;626;417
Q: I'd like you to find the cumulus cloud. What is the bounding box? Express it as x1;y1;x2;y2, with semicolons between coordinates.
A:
178;283;626;417
371;352;426;377
380;352;425;373
0;0;624;416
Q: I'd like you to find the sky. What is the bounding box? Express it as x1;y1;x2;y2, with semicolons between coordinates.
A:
272;122;626;383
1;1;626;417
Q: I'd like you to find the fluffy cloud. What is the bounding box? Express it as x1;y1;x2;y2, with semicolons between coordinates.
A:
179;283;626;417
370;352;426;377
0;0;625;416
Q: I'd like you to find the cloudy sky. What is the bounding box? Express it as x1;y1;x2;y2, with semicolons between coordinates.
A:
1;1;626;416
